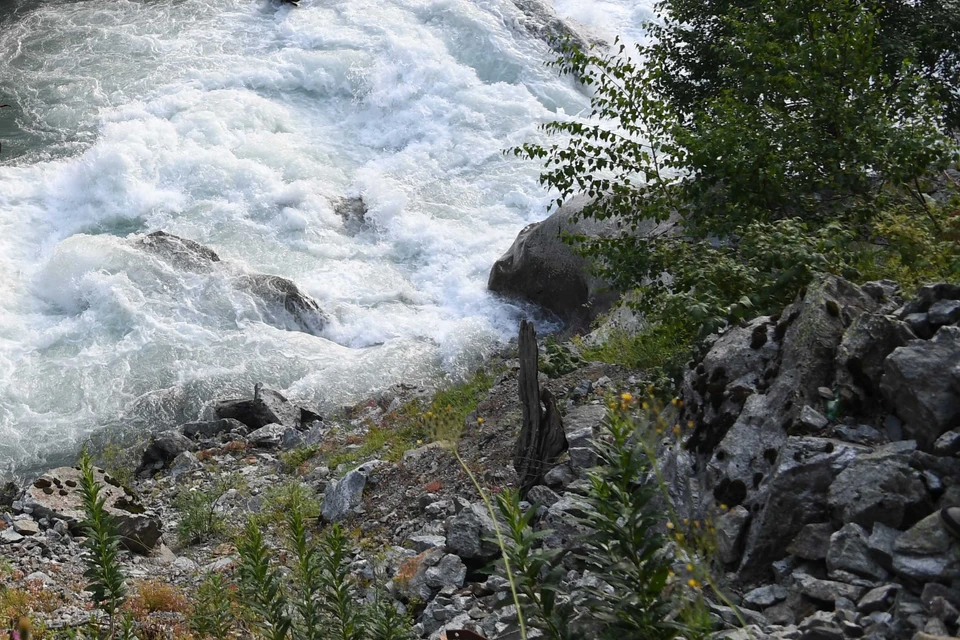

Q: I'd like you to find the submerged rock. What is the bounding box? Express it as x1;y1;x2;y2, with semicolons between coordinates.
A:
132;231;328;336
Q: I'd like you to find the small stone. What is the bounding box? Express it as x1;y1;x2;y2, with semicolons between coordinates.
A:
933;429;960;456
857;584;901;613
406;535;446;553
818;387;836;400
247;423;287;448
12;519;40;536
799;406;830;433
0;529;24;543
742;584;788;609
794;573;866;603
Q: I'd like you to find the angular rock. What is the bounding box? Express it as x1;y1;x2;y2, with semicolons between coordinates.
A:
169;451;202;479
827;523;889;581
247;424;287;449
715;505;751;565
831;424;885;446
136;429;193;476
880;326;960;450
525;485;561;508
787;522;834;561
891;512;960;581
738;437;863;581
933;429;960;456
564;403;604;470
903;313;935;340
445;502;499;561
424;554;467;590
12;519;40;536
835;313;914;400
22;467;161;553
406;535;446;553
320;463;381;523
794;573;866;604
0;529;23;544
866;522;901;570
743;584;788;609
540;494;592;550
799;406;829;433
827;453;930;530
857;584;901;614
927;298;960;326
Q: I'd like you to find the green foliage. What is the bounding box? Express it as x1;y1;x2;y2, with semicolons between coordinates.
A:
649;0;960;129
496;491;576;640
280;445;322;473
495;406;683;640
366;591;416;640
540;339;584;379
577;322;694;384
173;485;228;547
77;447;128;628
228;482;415;640
96;444;136;490
515;0;958;341
189;574;236;640
314;524;366;640
236;520;291;640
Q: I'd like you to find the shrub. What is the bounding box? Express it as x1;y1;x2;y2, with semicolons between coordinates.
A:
515;0;958;341
130;580;188;614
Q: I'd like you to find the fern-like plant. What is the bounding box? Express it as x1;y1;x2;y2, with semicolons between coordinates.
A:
315;523;365;640
236;520;291;640
78;446;128;637
190;574;236;640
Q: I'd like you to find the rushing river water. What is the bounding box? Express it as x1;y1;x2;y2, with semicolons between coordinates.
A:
0;0;650;478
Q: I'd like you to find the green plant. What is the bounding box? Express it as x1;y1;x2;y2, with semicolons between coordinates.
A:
366;590;415;640
189;574;236;640
173;483;229;546
78;447;128;636
314;524;365;640
280;445;321;474
540;339;584;379
236;520;290;640
514;0;957;341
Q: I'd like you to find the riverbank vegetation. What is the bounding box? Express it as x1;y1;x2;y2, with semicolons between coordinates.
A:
517;0;960;380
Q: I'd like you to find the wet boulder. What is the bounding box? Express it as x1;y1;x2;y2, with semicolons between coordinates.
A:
22;467;161;553
213;383;305;431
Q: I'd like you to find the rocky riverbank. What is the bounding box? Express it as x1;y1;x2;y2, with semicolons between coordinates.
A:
2;274;959;640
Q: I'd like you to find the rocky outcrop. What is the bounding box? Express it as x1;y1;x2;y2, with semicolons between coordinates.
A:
133;231;329;336
20;467;161;553
211;383;320;432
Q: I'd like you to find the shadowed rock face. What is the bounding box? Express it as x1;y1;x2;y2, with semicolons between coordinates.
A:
132;231;328;336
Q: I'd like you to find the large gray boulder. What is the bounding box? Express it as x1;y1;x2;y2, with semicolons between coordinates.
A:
890;512;960;581
488;197;619;331
737;437;863;582
834;313;914;402
880;326;960;450
22;467;162;553
320;461;382;523
445;501;500;561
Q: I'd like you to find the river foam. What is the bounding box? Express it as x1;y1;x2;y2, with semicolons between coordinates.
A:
0;0;649;478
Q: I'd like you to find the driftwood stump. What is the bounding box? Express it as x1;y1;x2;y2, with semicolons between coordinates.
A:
513;320;568;496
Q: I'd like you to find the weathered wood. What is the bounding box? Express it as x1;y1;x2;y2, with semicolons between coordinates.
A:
513;320;568;496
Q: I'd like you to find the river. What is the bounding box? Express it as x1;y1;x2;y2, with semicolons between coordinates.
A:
0;0;649;478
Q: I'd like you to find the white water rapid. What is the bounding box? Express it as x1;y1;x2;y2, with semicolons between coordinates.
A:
0;0;649;478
